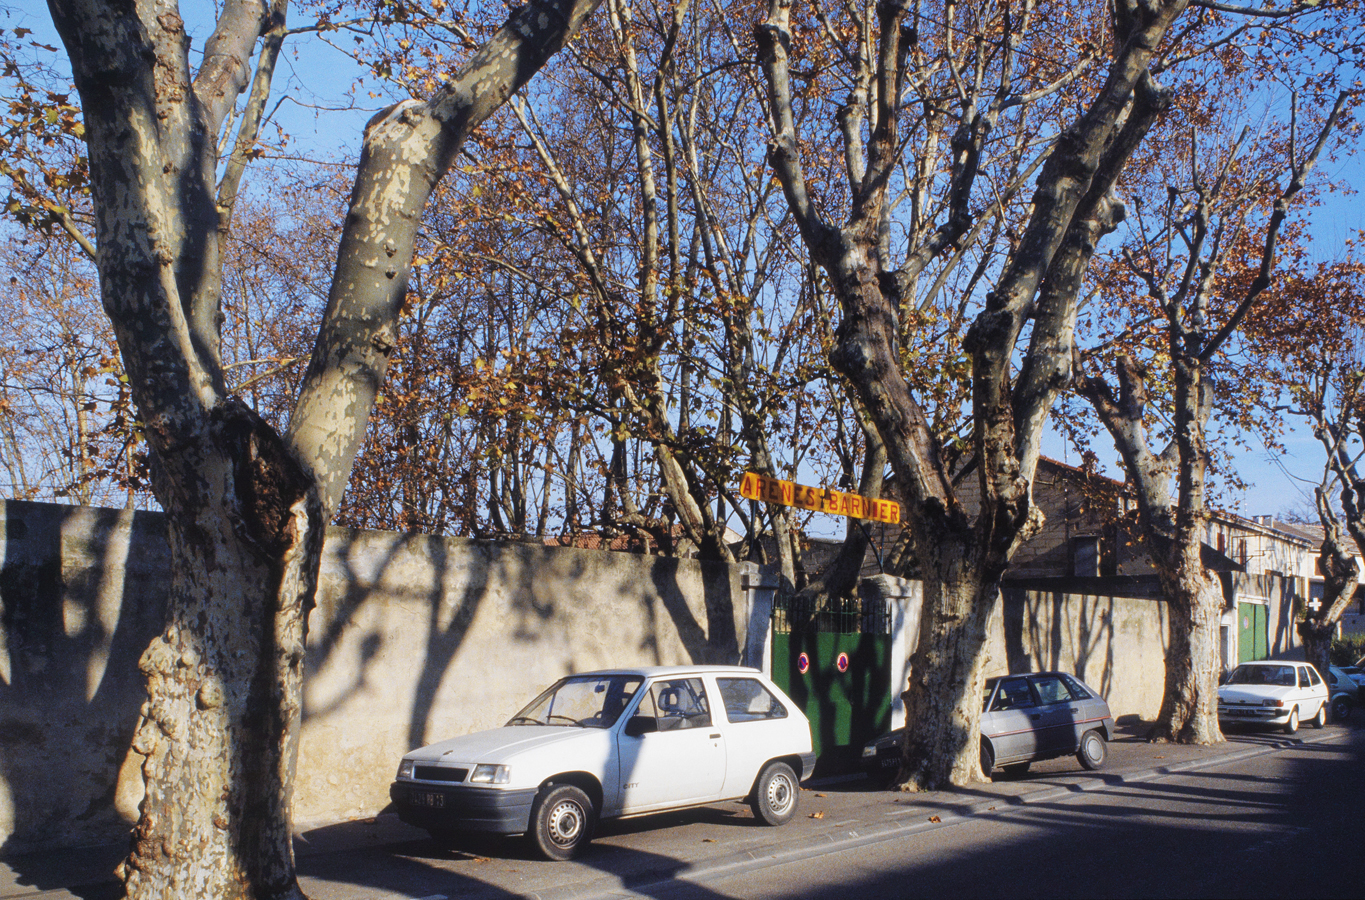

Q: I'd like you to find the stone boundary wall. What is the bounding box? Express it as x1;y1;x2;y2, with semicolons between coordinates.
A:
0;500;771;854
995;587;1169;721
858;576;1169;724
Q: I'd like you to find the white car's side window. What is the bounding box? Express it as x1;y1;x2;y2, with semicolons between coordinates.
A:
717;677;788;723
637;678;713;731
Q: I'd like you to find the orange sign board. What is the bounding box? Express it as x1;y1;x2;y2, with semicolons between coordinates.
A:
739;471;900;525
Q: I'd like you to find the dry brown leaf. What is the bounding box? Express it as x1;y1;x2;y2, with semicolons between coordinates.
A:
928;815;941;823
809;810;825;819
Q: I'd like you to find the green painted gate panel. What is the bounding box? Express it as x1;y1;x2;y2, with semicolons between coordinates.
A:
771;631;892;774
1237;602;1268;663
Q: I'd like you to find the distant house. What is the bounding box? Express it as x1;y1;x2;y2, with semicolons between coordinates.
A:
1012;457;1363;667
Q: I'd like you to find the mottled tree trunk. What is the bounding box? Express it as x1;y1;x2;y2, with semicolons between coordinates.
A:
898;571;1001;787
1150;567;1223;743
1299;499;1360;695
117;404;322;899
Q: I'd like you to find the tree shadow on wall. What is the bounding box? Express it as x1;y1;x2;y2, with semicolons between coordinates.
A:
649;556;741;666
1002;588;1114;694
299;525;497;759
0;501;166;888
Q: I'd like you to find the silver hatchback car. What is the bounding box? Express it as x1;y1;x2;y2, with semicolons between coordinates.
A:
861;671;1115;781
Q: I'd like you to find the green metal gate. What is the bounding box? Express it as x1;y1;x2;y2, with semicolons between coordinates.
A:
771;594;893;775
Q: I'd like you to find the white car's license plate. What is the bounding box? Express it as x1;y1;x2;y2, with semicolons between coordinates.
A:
1227;709;1256;717
413;791;445;808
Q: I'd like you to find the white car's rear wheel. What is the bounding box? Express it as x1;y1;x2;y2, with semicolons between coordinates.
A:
750;761;799;826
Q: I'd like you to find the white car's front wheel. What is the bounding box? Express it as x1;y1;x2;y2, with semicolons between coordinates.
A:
1283;707;1299;735
1312;702;1327;729
750;761;799;826
529;784;596;861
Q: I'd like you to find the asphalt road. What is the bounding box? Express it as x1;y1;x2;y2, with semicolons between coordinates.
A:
623;726;1365;900
4;723;1360;899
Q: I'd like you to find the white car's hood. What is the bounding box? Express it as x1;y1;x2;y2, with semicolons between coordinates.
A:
405;725;598;765
1218;685;1291;704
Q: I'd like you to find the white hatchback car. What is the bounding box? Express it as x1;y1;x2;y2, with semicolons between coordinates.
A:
1217;661;1329;734
390;665;815;859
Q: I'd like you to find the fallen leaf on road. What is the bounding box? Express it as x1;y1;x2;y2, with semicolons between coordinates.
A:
816;793;827;798
809;811;825;819
474;857;492;863
1156;755;1166;759
928;815;941;823
703;838;717;843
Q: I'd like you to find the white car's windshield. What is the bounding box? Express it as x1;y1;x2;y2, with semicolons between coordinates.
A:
1226;665;1296;687
509;675;644;728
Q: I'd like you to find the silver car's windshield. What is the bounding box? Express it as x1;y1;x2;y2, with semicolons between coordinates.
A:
1226;665;1295;687
509;675;644;728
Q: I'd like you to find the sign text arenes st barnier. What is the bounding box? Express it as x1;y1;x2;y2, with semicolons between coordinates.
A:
739;472;900;525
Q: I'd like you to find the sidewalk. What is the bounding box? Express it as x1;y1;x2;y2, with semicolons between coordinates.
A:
1;722;1347;900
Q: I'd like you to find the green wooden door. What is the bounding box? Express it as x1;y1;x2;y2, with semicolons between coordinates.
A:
1237;601;1268;663
771;630;892;775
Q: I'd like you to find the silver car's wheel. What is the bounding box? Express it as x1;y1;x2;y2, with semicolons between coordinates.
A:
1312;702;1327;729
750;761;799;826
1076;729;1107;770
1332;694;1352;721
1283;707;1299;735
529;784;595;861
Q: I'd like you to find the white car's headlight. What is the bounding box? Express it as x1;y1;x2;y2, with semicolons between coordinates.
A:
862;745;877;758
1262;699;1285;708
469;764;511;784
397;759;415;780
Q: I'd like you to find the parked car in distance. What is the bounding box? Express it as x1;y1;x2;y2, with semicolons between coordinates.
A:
1340;665;1365;690
1217;661;1328;734
1328;666;1360;721
390;665;815;860
861;671;1116;782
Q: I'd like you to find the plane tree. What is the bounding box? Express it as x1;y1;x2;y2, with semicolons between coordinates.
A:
754;0;1352;786
37;0;609;895
1073;91;1350;743
1249;257;1365;684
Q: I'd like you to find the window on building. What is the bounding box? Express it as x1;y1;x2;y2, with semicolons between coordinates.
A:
1072;535;1101;577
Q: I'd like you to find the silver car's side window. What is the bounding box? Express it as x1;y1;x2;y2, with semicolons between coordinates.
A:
1060;674;1092;699
993;678;1035;711
638;678;713;731
1033;676;1075;705
717;678;788;723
